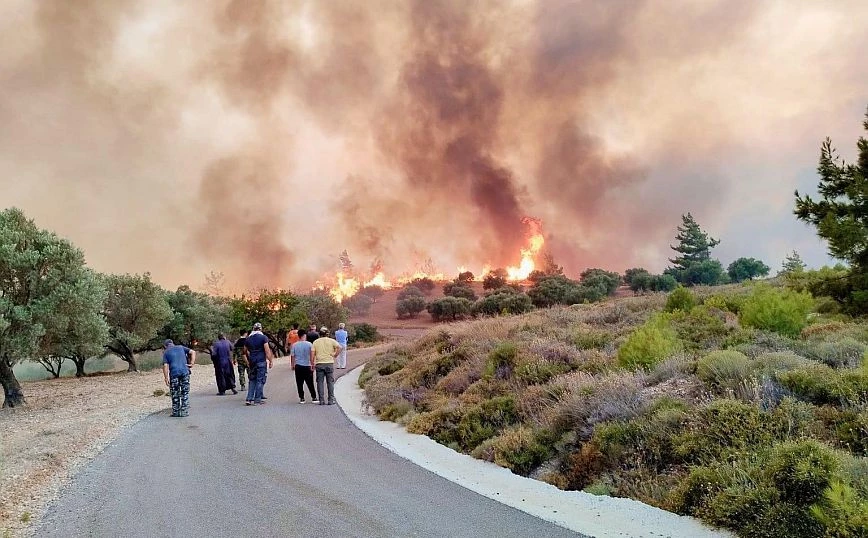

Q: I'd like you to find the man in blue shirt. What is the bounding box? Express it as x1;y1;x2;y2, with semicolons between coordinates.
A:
162;339;196;417
244;322;274;406
290;331;317;403
211;333;237;395
335;323;349;369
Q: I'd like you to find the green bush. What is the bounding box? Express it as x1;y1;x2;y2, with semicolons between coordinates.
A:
485;342;518;379
350;323;380;343
810;480;868;537
740;286;813;337
427;297;473;322
396;296;426;318
617;314;681;371
473;426;552;476
668;305;731;350
473;288;534;316
696;350;752;389
753;351;812;376
797;336;867;368
572;328;613;350
451;396;519;450
665;286;696;313
767;440;840;505
674;399;771;463
443;281;477;301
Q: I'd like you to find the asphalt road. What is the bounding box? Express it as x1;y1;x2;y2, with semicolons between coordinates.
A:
37;341;583;538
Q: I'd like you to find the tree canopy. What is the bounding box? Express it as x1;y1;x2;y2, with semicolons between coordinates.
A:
795;107;868;312
0;208;96;406
779;251;807;276
666;214;724;286
727;257;770;282
103;273;173;372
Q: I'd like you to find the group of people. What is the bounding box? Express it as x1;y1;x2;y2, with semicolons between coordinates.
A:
161;322;349;417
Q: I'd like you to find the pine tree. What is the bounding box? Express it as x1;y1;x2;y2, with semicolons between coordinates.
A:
794;106;868;313
668;213;720;271
779;251;806;276
795;107;868;268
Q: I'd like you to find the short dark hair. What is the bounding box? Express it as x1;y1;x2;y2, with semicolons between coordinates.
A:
299;331;307;340
218;332;225;340
239;330;248;336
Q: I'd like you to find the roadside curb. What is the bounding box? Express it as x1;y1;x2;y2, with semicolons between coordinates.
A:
335;366;733;538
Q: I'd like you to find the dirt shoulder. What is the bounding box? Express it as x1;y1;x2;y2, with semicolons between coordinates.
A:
0;366;214;537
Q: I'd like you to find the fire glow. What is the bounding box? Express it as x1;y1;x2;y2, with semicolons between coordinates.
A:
323;217;545;302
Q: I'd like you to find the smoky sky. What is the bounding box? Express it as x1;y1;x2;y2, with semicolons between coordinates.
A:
0;0;866;291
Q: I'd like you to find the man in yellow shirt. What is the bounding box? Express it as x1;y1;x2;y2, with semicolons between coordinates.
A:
311;326;343;406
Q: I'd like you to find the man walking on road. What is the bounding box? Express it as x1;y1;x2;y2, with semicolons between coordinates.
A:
311;327;343;405
162;339;196;417
211;333;237;395
244;322;274;406
234;330;249;391
335;323;349;369
290;331;317;403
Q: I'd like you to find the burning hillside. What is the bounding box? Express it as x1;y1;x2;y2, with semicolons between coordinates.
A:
321;217;545;302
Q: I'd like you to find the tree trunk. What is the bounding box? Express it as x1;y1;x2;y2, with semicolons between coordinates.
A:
72;356;87;377
0;358;26;408
122;352;138;372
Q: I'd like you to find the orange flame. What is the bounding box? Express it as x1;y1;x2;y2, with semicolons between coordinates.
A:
323;217;544;300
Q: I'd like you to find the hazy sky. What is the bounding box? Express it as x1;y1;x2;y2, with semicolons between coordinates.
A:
1;0;866;292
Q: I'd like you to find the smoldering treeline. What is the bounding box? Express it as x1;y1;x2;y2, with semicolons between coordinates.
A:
1;0;866;289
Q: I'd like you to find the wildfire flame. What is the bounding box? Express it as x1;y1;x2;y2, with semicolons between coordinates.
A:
322;217;545;302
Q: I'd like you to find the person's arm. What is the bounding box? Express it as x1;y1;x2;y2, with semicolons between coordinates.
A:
265;341;274;369
333;342;343;360
289;345;296;370
311;346;317;369
162;363;170;386
187;348;196;368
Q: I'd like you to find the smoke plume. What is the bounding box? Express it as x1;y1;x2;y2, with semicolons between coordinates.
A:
1;0;866;290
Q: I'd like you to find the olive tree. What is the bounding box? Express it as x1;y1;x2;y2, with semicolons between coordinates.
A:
103;273;173;372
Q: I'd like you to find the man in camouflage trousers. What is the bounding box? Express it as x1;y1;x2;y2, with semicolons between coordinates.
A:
234;330;249;390
162;339;196;417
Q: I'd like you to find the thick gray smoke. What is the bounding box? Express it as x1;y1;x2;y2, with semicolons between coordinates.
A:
1;0;866;290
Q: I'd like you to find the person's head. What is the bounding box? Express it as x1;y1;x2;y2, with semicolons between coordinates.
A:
218;332;225;340
319;326;329;337
299;331;307;341
163;339;174;349
339;323;345;330
309;324;317;331
240;329;249;337
253;322;263;332
292;323;299;330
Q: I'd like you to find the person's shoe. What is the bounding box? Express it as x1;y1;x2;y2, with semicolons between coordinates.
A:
299;399;306;404
170;413;180;417
180;412;189;417
245;401;253;406
217;392;226;396
312;398;319;403
327;401;336;405
261;396;268;400
231;389;238;395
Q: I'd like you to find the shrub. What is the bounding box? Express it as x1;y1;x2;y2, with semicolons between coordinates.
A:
473;426;551;476
358;285;385;302
696;350;752;390
554;372;645;439
483;269;508;290
514;357;570;385
427;297;473;322
668;305;731;350
664;286;695;313
396;296;426;318
740;286;813;337
777;364;838;405
810;480;868;537
409;277;436;295
443;281;477;301
579;268;621;296
572;328;613;350
674;399;771;463
797;336;867;368
485;342;518;379
617;314;681;371
350;323;380;343
767;440;839;505
397;285;424;301
473;288;534;316
342;293;374;315
624;268;650;288
450;396;519;450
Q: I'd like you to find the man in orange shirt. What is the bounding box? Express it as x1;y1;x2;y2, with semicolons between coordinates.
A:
285;323;300;354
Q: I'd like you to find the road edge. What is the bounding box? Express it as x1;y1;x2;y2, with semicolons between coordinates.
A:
334;365;734;538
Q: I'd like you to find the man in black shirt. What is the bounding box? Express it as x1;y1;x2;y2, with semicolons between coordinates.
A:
306;324;319;344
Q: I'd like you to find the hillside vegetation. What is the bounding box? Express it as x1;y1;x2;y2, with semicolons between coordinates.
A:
361;283;868;537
